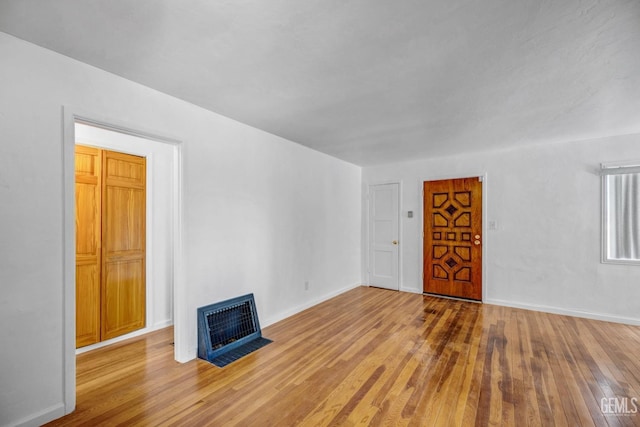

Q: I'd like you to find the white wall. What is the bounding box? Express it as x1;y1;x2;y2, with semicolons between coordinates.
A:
363;133;640;324
75;123;175;341
0;32;361;427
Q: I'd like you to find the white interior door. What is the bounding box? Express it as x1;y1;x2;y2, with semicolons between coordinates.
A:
369;183;399;290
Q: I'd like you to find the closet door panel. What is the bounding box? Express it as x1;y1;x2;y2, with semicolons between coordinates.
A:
102;259;145;340
75;145;102;347
101;150;146;340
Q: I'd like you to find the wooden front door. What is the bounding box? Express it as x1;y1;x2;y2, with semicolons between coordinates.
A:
423;177;482;300
75;145;146;347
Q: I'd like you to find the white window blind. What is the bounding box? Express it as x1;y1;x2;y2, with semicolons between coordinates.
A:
602;163;640;264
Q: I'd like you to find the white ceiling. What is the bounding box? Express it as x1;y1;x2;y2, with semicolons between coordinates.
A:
1;0;639;166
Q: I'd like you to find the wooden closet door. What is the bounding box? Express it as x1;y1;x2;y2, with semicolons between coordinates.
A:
75;146;102;347
101;150;146;340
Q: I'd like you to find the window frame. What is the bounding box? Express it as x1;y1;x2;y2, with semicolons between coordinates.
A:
601;160;640;265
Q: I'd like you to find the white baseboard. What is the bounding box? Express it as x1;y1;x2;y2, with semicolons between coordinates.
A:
485;298;640;326
153;318;174;329
12;403;65;427
76;320;174;355
261;282;362;328
400;286;422;294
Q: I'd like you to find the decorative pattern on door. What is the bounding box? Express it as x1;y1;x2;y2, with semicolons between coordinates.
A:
423;178;482;300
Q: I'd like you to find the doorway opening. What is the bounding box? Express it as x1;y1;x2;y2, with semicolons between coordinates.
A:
62;109;183;414
74;123;175;352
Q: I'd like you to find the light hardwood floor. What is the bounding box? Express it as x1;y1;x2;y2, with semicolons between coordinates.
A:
47;286;640;426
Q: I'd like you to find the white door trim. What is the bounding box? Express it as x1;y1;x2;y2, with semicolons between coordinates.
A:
419;172;488;301
367;180;402;290
62;106;185;415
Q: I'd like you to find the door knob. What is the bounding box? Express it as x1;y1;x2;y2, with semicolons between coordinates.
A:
392;240;398;245
474;240;481;245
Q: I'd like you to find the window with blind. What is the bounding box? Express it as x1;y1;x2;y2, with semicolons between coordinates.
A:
602;162;640;264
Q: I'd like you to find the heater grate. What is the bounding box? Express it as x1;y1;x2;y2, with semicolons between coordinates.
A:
198;294;271;367
206;300;257;349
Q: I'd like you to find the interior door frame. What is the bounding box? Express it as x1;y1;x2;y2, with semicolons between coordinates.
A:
62;106;185;415
365;180;402;291
420;172;488;301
